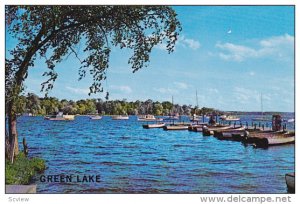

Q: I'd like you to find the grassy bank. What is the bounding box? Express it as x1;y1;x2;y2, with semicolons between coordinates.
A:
6;153;46;185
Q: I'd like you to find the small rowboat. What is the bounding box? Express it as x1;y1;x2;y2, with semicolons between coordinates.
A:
137;115;163;121
245;131;295;148
188;123;208;132
143;123;165;129
285;172;295;193
221;115;240;121
202;125;231;136
214;126;245;140
163;125;189;131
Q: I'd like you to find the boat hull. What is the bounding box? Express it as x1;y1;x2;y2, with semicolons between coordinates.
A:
188;123;208;132
202;125;231;136
285;173;295;193
44;115;75;121
163;125;189;131
245;131;295;148
138;118;163;122
89;116;102;120
143;123;165;129
112;115;129;120
214;128;246;140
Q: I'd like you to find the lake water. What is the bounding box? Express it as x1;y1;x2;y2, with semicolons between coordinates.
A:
16;114;294;193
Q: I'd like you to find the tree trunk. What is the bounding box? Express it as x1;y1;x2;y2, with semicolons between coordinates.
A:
7;102;19;159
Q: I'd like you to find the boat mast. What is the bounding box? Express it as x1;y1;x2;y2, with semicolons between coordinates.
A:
261;93;263;117
196;90;199;108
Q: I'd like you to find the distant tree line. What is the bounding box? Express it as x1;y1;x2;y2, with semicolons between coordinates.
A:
14;93;223;116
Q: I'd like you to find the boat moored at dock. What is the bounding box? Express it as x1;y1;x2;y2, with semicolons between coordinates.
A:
163;124;190;131
137;114;163;121
221;115;240;121
214;126;246;140
202;125;231;136
245;131;295;148
143;123;166;129
244;115;295;148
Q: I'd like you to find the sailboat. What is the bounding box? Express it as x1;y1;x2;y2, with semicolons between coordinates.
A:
190;90;202;122
163;96;179;121
252;93;270;121
163;96;189;130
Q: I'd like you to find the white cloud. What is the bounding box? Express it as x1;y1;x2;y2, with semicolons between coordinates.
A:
249;71;255;76
110;85;132;94
153;87;178;94
179;36;201;50
216;34;294;62
155;35;200;51
233;87;260;104
155;42;168;51
208;88;219;94
216;43;257;62
66;86;89;95
173;82;188;89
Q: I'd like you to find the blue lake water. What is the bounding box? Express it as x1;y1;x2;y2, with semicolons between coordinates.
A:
16;114;294;193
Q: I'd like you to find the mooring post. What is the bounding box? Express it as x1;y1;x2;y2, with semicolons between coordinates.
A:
23;137;28;157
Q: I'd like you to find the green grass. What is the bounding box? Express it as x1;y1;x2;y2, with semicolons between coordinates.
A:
6;153;46;185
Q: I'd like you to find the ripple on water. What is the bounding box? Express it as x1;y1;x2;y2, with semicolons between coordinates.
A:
16;115;294;193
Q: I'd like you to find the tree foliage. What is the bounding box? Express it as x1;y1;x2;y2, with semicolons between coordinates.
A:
5;5;182;99
5;5;182;157
17;93;223;116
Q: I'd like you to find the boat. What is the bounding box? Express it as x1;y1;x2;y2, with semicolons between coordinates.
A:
219;115;227;120
111;115;129;120
89;115;102;120
137;114;163;121
252;93;270;121
143;123;166;129
285;172;295;193
163;124;189;131
164;112;179;121
164;96;179;121
267;132;295;146
244;130;294;148
202;125;231;136
222;115;240;121
189;114;202;122
214;126;245;140
283;118;295;123
188;123;208;132
44;112;75;121
190;90;203;122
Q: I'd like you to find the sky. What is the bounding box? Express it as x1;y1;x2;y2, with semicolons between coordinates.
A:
6;6;295;112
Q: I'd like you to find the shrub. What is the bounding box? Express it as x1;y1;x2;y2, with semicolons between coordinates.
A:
5;153;46;185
